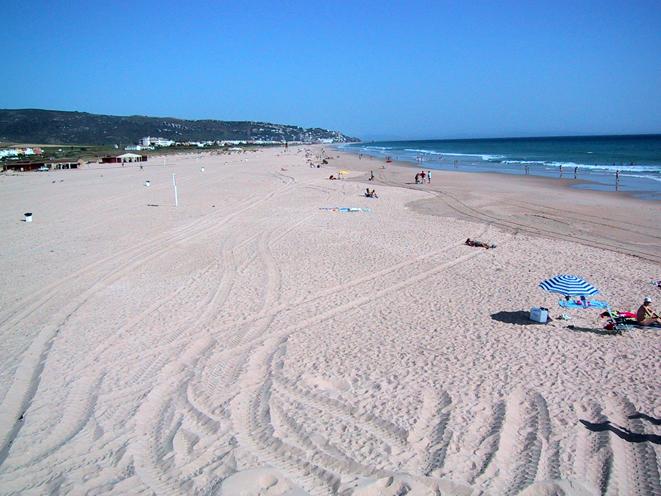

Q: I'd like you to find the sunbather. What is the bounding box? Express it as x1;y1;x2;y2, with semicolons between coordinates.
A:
636;297;661;326
465;238;496;249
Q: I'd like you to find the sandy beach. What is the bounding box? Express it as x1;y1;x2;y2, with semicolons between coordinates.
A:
0;146;659;495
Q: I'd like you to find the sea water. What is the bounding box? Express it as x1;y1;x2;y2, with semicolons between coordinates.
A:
341;135;661;200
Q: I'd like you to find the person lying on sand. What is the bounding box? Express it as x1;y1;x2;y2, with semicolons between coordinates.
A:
637;297;661;326
329;175;336;180
465;238;496;249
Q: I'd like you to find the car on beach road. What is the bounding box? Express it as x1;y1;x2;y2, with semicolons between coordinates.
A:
37;166;49;171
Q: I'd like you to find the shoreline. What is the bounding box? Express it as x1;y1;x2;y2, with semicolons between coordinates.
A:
329;146;661;264
337;143;661;201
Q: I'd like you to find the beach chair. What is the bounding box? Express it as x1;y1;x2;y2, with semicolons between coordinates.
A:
601;307;635;333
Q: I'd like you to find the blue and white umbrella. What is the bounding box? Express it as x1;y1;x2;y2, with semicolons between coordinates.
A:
539;274;599;297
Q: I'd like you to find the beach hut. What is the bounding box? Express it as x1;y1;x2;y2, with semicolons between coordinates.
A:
2;161;46;172
46;159;81;170
117;153;147;163
101;154;148;164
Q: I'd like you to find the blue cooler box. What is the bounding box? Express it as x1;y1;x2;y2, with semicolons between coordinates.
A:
530;307;548;323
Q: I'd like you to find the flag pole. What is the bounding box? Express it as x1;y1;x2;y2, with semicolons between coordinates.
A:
172;173;178;207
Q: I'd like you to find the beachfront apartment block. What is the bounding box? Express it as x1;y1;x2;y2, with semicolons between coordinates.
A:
138;136;175;147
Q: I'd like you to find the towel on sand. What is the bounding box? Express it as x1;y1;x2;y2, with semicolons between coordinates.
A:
319;207;371;213
558;299;609;309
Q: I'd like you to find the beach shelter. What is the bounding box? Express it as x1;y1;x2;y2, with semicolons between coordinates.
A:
539;275;629;332
539;274;599;297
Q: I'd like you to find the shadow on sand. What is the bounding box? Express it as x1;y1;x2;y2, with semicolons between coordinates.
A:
580;419;661;444
491;310;548;326
565;324;621;336
628;412;661;425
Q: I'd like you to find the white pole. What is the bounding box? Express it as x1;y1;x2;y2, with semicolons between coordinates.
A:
172;173;179;207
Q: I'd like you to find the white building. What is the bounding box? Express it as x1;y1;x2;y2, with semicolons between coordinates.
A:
139;136;175;147
116;153;146;163
125;145;153;151
0;147;38;158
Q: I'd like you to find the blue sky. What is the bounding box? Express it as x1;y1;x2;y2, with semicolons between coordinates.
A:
1;0;660;140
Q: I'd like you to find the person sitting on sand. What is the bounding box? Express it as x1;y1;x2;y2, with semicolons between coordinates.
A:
329;174;336;180
465;238;496;249
365;188;378;198
636;297;661;326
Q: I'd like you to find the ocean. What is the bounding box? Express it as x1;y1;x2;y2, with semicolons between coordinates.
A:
341;135;661;200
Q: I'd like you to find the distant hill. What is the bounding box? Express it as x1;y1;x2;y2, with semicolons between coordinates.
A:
0;109;359;145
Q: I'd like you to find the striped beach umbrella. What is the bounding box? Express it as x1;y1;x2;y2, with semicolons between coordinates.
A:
539;274;599;297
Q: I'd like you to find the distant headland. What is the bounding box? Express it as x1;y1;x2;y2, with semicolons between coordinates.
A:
0;109;360;146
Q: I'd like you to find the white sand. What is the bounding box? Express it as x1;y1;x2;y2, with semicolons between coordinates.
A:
0;147;659;495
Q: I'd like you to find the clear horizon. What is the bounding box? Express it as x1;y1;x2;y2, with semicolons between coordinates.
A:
2;0;660;140
5;107;661;143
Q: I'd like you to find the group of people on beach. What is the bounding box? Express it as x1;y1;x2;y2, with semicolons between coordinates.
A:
365;188;378;198
415;171;431;184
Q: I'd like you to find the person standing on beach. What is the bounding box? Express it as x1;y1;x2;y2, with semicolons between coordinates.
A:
615;170;620;191
415;173;420;184
427;171;431;183
420;171;426;183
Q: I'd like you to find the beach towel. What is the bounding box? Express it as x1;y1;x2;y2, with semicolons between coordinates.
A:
600;310;636;319
319;207;371;213
558;299;609;309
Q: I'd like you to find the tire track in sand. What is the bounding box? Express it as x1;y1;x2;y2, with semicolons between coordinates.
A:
0;181;296;471
230;338;340;496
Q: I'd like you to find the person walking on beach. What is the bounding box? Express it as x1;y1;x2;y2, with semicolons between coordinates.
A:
415;173;420;184
369;170;374;181
427;171;431;183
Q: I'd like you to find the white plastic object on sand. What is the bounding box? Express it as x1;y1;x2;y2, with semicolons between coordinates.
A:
530;307;548;323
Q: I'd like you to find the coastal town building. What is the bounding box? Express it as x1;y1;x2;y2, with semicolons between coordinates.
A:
139;137;174;147
0;147;43;158
2;160;46;172
2;158;83;172
125;145;153;151
46;159;81;170
101;153;147;164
